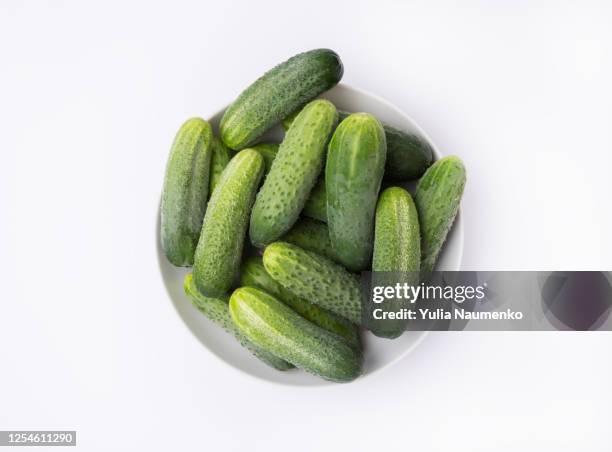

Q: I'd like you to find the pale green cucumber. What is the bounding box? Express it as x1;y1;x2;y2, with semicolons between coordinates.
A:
220;49;343;149
193;149;264;297
229;287;362;382
161;117;213;266
251;143;279;175
284;109;433;181
415;156;466;273
249;99;338;247
263;242;362;324
370;187;421;339
326;113;387;271
208;136;231;197
280;218;340;263
240;256;360;350
302;178;327;222
373;187;421;272
184;274;292;371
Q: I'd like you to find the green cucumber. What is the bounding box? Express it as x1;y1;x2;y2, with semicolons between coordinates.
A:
193;149;264;297
263;242;362;324
229;287;362;382
383;125;433;181
283;108;345;131
161;117;213;267
251;143;279;175
240;256;360;350
220;49;343;150
284;109;433;181
184;274;292;371
302;178;327;222
373;187;421;272
280;218;340;263
326;113;387;271
415;156;466;273
370;187;421;339
249;99;338;247
208;136;231;197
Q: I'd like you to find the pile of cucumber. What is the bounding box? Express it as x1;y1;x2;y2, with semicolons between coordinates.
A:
161;49;466;382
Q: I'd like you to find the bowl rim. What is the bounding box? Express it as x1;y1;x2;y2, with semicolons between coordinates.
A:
157;82;463;387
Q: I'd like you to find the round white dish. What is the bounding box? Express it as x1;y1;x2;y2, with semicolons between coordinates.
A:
157;83;464;386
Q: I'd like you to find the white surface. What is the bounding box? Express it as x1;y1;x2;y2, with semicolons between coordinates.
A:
1;1;611;451
159;83;464;386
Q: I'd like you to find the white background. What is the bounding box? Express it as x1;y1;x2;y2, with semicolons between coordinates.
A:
1;1;611;451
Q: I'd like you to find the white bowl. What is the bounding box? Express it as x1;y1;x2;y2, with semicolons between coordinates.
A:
157;83;464;386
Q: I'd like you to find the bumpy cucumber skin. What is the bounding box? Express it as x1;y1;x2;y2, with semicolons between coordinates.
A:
250;99;338;247
326;113;387;271
280;217;340;263
161;118;213;267
184;274;292;371
193;149;264;297
302;178;327;222
263;242;362;324
283;109;346;131
208;136;231;197
240;256;360;350
415;156;466;273
371;187;421;339
251;143;279;175
285;109;433;181
229;287;362;382
220;49;343;150
373;187;421;272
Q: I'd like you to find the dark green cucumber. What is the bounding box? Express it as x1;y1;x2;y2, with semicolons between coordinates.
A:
161;117;213;266
208;136;231;197
370;187;421;339
251;143;279;175
240;256;360;350
263;242;362;324
193;149;264;297
250;99;338;247
326;113;387;271
284;109;433;181
229;287;362;382
280;217;340;263
302;178;327;222
220;49;343;150
383;125;433;181
184;274;292;371
415;156;466;273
